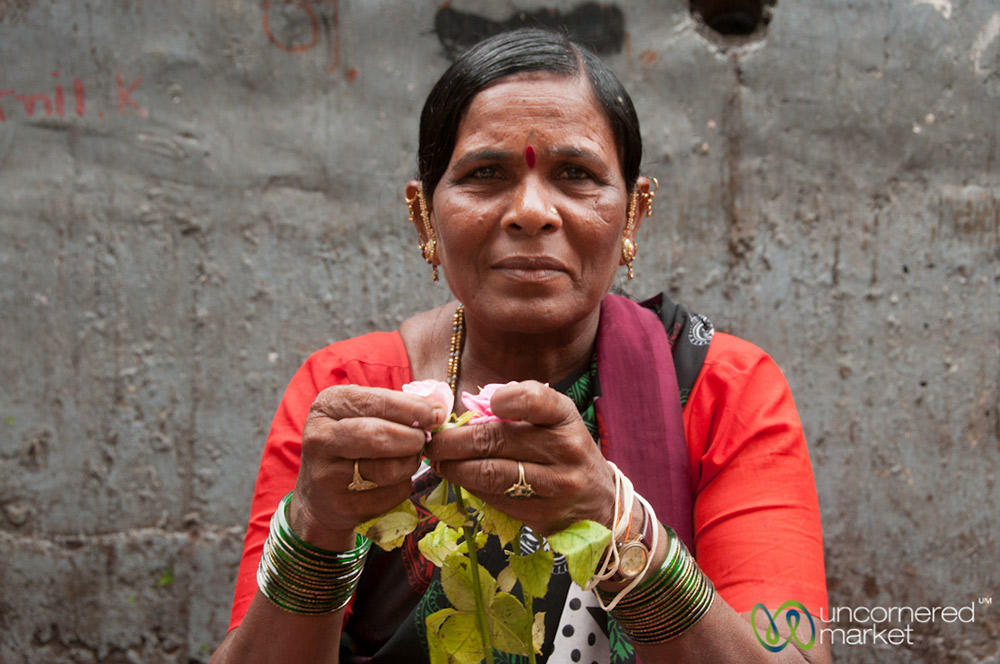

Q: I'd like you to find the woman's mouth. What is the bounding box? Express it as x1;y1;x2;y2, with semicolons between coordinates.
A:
492;256;568;280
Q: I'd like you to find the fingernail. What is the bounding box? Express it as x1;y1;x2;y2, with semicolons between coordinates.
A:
433;408;445;426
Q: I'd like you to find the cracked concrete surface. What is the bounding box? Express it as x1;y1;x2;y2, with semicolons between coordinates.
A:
1;1;998;662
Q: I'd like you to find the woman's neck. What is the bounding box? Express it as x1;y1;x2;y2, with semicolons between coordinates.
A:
455;305;600;391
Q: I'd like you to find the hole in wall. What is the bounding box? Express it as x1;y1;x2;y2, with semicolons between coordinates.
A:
690;0;776;39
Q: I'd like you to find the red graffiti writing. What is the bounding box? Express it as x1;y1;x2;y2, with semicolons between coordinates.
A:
117;72;147;118
0;71;146;123
262;0;342;73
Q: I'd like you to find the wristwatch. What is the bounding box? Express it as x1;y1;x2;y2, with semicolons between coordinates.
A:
615;505;654;580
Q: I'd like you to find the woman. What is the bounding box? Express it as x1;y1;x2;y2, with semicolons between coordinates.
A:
211;28;829;664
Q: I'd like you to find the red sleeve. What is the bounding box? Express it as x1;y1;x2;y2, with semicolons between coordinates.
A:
227;331;412;632
682;332;828;616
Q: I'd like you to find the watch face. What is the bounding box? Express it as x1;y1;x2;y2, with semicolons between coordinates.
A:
618;542;649;578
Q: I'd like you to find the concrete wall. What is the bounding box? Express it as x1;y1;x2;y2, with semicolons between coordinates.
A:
1;1;997;662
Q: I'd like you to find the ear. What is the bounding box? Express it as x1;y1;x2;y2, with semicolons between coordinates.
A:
633;176;654;225
405;180;435;246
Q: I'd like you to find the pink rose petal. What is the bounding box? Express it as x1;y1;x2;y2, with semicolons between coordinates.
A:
402;379;455;421
461;381;518;424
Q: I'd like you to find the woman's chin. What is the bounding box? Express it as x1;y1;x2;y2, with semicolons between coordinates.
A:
465;295;600;337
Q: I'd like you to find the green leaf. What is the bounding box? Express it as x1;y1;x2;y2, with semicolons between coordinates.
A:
497;565;517;594
354;499;418;550
426;608;458;664
427;627;450;664
419;520;462;568
456;530;489;554
532;611;546;655
440;552;497;612
430;501;471;529
546;520;612;589
462;491;485;513
422;481;471;529
479;503;522;548
424;480;450;507
487;592;531;655
509;548;554;599
438;610;484;664
426;607;458;633
441;553;497;612
435;410;476;431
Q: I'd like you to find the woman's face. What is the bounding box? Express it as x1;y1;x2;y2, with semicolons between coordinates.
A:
416;72;646;336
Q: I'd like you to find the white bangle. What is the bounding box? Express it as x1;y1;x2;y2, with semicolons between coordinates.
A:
585;462;660;610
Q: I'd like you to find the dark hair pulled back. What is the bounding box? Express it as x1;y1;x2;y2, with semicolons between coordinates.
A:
417;28;643;198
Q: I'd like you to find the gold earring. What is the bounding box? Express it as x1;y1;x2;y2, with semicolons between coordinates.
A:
622;238;637;280
408;184;439;282
622;190;639;280
642;177;658;218
405;191;417;224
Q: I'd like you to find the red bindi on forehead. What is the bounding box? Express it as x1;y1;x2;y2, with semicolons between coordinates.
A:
525;145;536;169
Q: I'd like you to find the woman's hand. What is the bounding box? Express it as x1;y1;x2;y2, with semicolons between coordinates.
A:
288;385;448;549
424;381;616;535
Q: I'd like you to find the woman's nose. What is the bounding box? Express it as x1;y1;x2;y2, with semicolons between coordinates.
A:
501;177;561;236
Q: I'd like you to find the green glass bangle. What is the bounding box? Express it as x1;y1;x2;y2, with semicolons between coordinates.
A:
259;541;364;613
256;492;371;614
274;492;371;563
262;544;365;595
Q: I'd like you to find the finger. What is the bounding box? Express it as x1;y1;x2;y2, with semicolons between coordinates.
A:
445;458;616;535
303;416;428;459
301;455;419;500
427;417;577;465
346;455;424;489
311;385;447;430
294;470;415;535
425;419;521;462
438;457;548;499
487;381;577;427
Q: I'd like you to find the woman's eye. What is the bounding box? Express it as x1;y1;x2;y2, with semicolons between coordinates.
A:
469;166;501;179
560;166;592;181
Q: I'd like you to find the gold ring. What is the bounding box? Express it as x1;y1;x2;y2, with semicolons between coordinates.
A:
348;459;378;492
504;461;535;499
